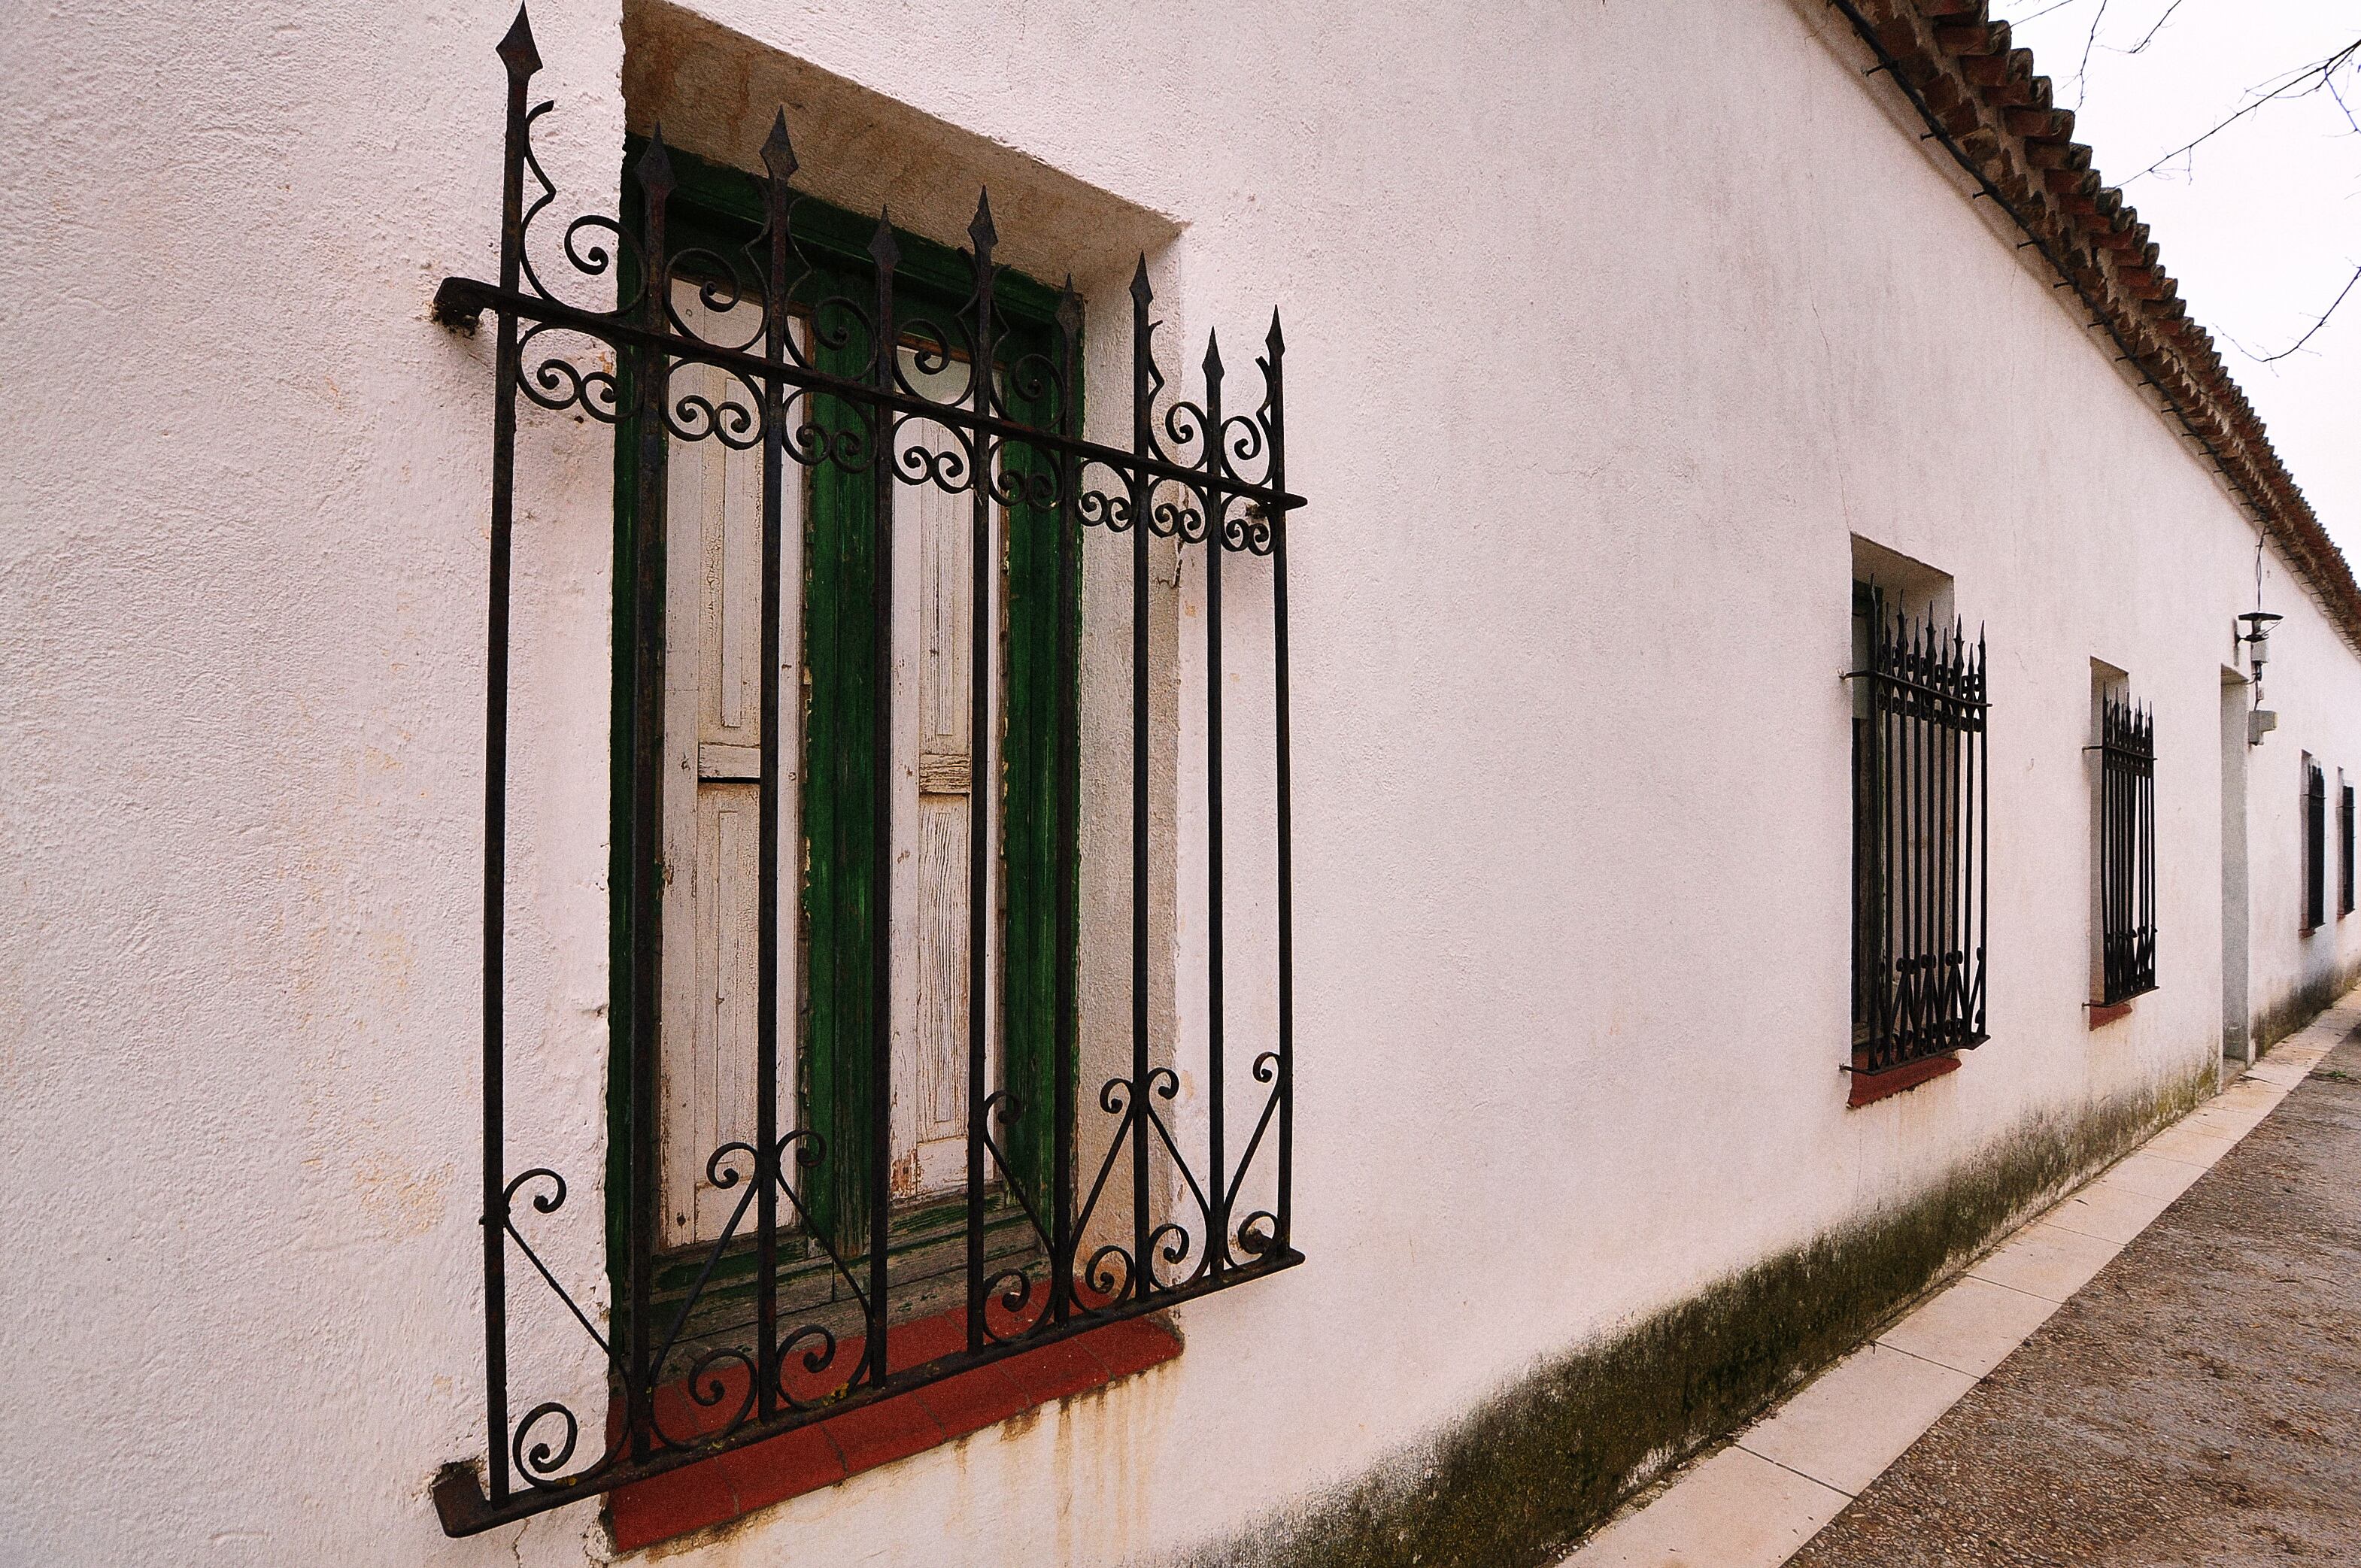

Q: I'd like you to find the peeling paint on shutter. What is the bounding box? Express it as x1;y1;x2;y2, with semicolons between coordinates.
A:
658;287;801;1248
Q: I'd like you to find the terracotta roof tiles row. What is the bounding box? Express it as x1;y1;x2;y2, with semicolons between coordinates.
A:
1831;0;2361;650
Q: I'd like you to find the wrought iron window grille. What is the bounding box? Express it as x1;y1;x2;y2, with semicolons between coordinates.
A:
1846;596;1989;1078
2092;696;2156;1007
2304;763;2327;932
2340;782;2354;920
429;8;1305;1536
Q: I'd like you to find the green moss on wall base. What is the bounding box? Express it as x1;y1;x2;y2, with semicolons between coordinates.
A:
2253;956;2361;1057
1177;1065;2217;1568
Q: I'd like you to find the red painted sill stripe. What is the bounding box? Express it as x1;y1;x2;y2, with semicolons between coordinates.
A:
1847;1051;1960;1108
608;1309;1182;1551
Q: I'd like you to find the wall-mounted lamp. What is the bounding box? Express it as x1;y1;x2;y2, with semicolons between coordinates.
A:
2238;609;2282;746
2237;610;2282;678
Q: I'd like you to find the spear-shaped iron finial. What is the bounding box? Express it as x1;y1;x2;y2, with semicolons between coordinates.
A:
497;4;541;78
761;110;798;186
969;190;998;262
638;123;675;202
868;206;900;271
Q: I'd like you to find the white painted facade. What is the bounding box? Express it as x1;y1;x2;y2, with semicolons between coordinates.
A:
5;2;2359;1566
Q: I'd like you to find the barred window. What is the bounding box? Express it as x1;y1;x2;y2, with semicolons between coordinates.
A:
2093;693;2156;1006
2340;778;2354;919
1850;584;1989;1084
429;14;1305;1537
2304;760;2327;932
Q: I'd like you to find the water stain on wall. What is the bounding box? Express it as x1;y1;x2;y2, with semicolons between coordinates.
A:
351;1153;454;1239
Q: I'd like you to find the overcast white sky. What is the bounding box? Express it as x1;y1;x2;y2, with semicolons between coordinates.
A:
1987;2;2361;557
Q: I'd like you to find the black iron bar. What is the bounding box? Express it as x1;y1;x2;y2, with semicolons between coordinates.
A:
1893;618;1910;1060
1128;259;1152;1298
1935;631;1948;1033
2104;703;2115;999
1850;696;1865;1042
1945;627;1960;1021
2135;716;2144;984
2143;720;2154;978
2125;708;2144;996
625;128;675;1467
753;114;794;1424
866;214;900;1387
1898;623;1916;1053
965;196;997;1353
478;5;539;1503
1901;618;1919;1054
1884;654;1896;1054
1931;641;1941;1033
2105;703;2125;996
433;278;1303;517
1264;311;1292;1256
1964;632;1983;1034
1866;638;1883;1057
1927;626;1941;1040
1885;635;1901;1059
1203;331;1226;1272
1050;281;1081;1325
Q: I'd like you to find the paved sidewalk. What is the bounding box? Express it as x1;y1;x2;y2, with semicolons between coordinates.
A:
1566;1002;2358;1568
1792;1018;2361;1566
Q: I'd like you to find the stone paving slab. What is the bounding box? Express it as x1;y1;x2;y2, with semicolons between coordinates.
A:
1561;1002;2355;1568
1875;1276;2062;1381
1560;1446;1849;1568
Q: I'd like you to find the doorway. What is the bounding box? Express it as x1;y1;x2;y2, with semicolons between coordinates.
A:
2222;668;2251;1066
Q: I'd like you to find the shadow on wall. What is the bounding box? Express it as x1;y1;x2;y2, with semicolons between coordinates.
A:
1171;1063;2220;1568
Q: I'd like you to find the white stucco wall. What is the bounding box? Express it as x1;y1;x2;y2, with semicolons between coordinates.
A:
7;3;2361;1566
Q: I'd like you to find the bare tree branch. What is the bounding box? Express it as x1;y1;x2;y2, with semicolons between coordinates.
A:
2131;37;2361;181
2236;263;2361;365
2011;0;2088;29
2073;0;2113;108
2124;0;2185;56
2326;70;2361;138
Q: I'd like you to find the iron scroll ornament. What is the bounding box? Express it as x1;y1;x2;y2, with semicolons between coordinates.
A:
432;7;1303;1538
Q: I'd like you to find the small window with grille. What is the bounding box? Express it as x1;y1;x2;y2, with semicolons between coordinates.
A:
2340;775;2354;919
1848;549;1989;1090
2090;671;2155;1007
2304;757;2328;932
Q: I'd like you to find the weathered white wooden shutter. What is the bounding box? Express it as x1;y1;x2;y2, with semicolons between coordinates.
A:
889;350;998;1200
658;289;800;1248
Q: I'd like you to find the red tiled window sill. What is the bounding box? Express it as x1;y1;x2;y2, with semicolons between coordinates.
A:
2087;999;2134;1030
608;1309;1182;1551
1847;1051;1960;1108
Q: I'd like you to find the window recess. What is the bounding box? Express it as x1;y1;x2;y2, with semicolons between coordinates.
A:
2340;778;2353;920
1847;588;1989;1085
2304;760;2327;932
2092;694;2156;1007
428;11;1306;1537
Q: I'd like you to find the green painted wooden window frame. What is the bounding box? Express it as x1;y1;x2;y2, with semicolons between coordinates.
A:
605;140;1079;1318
